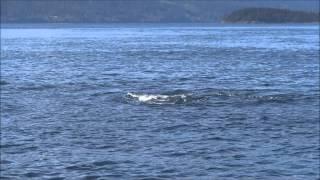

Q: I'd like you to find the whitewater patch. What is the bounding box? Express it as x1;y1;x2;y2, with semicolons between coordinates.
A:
126;92;192;105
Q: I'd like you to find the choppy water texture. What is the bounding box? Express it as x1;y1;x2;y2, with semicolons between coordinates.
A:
1;24;319;179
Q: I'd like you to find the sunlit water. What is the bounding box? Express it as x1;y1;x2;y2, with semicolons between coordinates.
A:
1;24;319;179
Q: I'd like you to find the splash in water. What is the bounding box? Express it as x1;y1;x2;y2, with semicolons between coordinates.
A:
126;92;191;105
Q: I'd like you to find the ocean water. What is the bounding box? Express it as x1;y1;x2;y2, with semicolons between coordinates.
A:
1;24;319;179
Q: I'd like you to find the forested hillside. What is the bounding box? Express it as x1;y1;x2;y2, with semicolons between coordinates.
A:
1;0;319;23
224;8;320;23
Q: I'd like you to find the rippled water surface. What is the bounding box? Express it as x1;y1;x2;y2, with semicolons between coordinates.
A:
1;24;319;179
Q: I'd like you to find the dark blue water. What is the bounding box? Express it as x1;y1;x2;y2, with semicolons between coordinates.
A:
1;24;319;179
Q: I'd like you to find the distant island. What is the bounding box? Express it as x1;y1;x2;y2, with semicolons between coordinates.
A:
224;8;320;23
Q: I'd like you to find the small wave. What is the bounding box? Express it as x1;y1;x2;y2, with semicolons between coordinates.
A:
126;92;193;105
0;80;9;86
19;83;57;91
204;89;314;104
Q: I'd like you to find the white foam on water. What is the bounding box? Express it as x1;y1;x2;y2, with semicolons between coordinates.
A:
127;92;189;104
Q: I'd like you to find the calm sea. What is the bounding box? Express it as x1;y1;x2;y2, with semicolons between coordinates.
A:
1;24;319;179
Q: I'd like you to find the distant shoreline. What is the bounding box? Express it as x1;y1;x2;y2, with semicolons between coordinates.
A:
1;22;319;28
2;0;319;24
223;8;319;24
